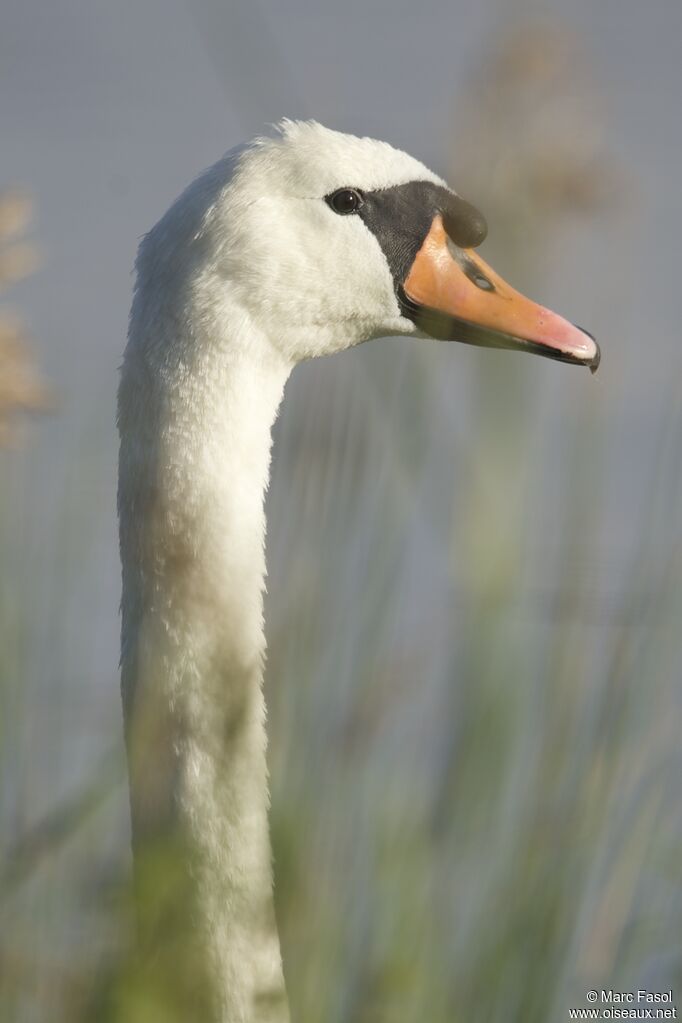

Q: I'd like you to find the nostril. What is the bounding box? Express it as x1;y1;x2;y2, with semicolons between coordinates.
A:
459;254;495;292
472;273;494;291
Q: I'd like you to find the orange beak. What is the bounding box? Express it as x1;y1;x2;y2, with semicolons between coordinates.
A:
399;215;600;373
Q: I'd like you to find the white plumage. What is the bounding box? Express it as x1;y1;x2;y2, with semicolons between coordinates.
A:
118;120;597;1022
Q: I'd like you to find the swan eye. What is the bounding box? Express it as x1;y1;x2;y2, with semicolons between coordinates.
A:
327;188;364;215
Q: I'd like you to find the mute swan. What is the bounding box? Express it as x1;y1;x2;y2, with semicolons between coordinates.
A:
117;120;598;1023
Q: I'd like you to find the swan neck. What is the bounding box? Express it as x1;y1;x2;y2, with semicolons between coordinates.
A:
118;320;292;1022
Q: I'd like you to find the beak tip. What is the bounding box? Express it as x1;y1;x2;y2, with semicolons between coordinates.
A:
574;325;601;375
589;347;601;375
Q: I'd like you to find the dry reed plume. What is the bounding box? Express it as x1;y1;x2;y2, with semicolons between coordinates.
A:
0;191;47;444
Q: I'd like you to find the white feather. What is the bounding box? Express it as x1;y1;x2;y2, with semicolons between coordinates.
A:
118;121;446;1022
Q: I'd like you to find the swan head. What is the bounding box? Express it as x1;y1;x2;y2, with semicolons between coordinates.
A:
140;120;599;372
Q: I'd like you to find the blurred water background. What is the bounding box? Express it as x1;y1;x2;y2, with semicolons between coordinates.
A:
2;1;682;1020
